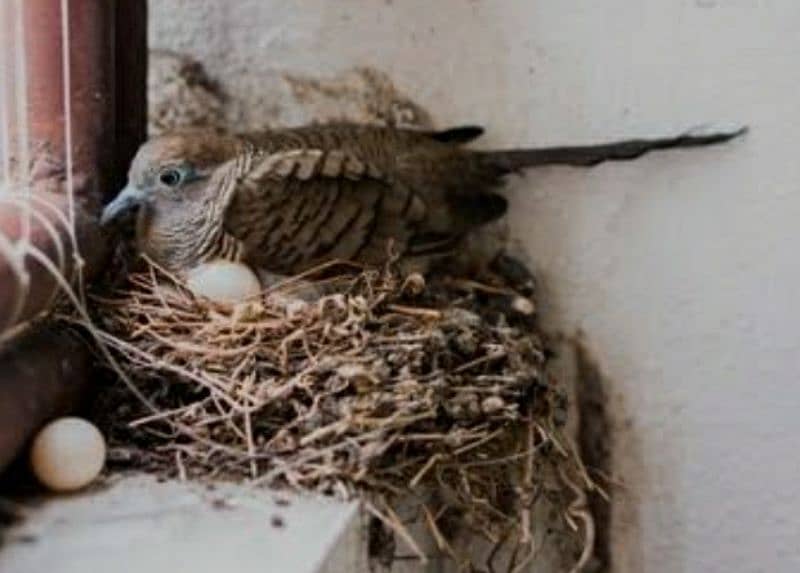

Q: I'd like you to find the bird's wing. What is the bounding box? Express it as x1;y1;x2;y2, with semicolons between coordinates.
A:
221;148;429;272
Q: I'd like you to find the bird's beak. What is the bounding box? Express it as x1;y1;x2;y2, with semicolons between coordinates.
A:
101;185;146;226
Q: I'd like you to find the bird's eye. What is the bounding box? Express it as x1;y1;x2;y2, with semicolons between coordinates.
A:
158;168;183;188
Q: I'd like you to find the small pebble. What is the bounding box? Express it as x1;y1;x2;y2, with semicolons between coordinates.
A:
211;498;232;510
481;396;506;414
401;273;426;296
511;296;536;316
443;308;482;328
453;330;478;355
284;298;309;319
271;515;285;528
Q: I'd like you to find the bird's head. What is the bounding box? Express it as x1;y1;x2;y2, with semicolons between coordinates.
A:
101;128;242;226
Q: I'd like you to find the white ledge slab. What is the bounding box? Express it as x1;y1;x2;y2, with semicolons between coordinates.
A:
0;475;360;573
1;473;569;572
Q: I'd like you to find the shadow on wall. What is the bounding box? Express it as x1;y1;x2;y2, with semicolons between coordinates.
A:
571;334;646;573
148;50;435;135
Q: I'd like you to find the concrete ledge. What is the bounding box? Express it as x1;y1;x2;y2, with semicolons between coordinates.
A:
0;474;571;572
0;475;358;573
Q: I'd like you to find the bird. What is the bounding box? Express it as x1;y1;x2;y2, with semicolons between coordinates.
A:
101;123;745;278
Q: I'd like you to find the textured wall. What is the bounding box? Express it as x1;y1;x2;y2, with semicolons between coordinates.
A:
150;2;800;571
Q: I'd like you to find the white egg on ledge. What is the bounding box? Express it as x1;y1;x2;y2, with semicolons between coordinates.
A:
186;260;263;305
30;417;106;492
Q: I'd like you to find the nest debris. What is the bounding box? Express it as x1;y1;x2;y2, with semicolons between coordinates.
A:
65;259;596;571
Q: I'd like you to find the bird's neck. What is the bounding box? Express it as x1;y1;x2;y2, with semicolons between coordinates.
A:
137;198;226;272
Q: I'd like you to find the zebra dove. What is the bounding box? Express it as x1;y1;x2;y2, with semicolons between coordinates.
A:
101;123;744;276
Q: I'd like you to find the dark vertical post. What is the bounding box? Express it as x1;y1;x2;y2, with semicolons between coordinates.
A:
22;0;115;209
0;329;92;473
113;0;148;198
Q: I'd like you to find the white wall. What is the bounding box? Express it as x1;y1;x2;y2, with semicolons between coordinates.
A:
150;2;800;571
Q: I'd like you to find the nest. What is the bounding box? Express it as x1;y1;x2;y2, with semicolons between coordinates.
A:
65;259;594;570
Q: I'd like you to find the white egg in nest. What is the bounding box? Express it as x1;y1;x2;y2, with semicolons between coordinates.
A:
30;417;106;492
186;260;262;305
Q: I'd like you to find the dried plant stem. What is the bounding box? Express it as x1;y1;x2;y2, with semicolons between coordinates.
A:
365;499;428;565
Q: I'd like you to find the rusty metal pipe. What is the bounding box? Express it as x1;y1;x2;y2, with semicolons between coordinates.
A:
0;0;146;474
0;190;105;333
1;0;113;333
113;1;148;198
22;0;114;209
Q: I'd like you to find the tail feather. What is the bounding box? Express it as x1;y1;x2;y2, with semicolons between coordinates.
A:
484;127;747;172
427;125;485;144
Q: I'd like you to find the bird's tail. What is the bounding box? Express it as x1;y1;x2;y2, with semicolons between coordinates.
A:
483;127;747;172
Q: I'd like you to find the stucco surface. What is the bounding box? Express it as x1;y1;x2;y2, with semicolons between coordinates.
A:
149;2;800;571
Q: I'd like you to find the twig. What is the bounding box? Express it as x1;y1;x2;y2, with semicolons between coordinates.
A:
365;500;428;565
385;303;442;320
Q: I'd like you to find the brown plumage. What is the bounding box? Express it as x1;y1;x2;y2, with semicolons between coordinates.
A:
101;123;745;275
